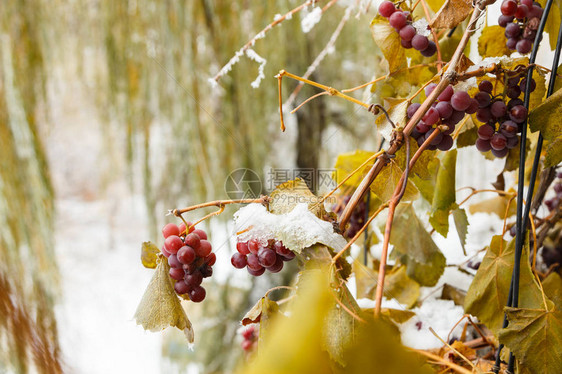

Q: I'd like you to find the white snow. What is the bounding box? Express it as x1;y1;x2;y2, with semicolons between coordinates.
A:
412;19;431;37
245;48;267;89
233;203;347;253
301;7;323;33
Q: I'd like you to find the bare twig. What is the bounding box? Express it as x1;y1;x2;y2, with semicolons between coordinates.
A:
172;197;268;216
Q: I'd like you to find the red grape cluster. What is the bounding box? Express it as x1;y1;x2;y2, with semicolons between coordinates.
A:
231;238;295;276
499;0;543;54
378;1;436;57
409;84;476;151
241;325;257;351
332;195;366;238
544;172;562;212
473;75;531;157
161;222;214;302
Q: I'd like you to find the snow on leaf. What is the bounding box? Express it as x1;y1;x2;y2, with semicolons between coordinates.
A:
464;236;543;335
370;16;407;73
134;257;194;343
387;204;446;287
233;203;346;254
478;26;512;58
452;208;469;255
269;178;323;217
429;149;457;237
430;0;473;30
141;241;160;269
499;302;562;374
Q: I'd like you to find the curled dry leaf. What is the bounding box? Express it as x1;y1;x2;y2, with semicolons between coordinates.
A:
134;257;194;343
430;0;473;30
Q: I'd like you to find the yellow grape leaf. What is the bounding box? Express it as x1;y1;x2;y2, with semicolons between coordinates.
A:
468;192;517;219
529;87;562;141
411;157;440;203
134;257;194;343
332;150;375;189
452;208;469;255
269;178;324;217
543;272;562;309
430;0;473;29
241;295;279;326
478;26;512;57
141;241;160;269
426;0;447;12
380;308;416;324
375;100;409;142
370;159;419;202
370;16;407;73
429;149;457;237
544;137;562;168
499;302;562;374
464;236;543;335
538;0;562;51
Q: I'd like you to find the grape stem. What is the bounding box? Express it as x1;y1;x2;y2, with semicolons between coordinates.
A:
339;0;497;231
172;197;269;217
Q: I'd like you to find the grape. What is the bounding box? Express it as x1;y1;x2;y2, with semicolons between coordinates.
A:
416;136;425;147
161;245;171;258
449;110;466;125
437;135;454;151
474;92;492;108
506;85;521;99
491;133;508;150
192;229;207;240
505;23;521;38
443;123;455;135
465;99;479;114
399;25;416;41
477;124;495;140
237;241;250;255
407;103;421;118
500;121;518;137
183;263;197;274
177;246;196;264
509;105;528;123
424;83;437;97
515;5;529;19
478;80;494;93
280;250;296;261
168;254;182;269
450;91;471;111
257;247;276;267
189;286;206;303
162;223;180;238
498;15;515;27
184;233;200;249
170;267;185;281
423;107;440;125
185;271;203;287
521;0;533;8
248;239;260;254
389;11;407;29
554;183;562;193
438;85;454;102
174;280;190;295
179;222;195;235
247;267;265;276
204;253;216;266
200;264;213;278
501;0;518;16
247;253;262;271
476;138;492;152
516;39;532;54
401;39;412;49
273;241;291;257
412;34;429;51
506;135;519;149
266;256;284;273
492;148;509;157
164;235;183;254
490;101;507;118
193;240;211;257
379;1;396;18
242;326;255;340
476;107;492;123
506;37;518;50
231;253;247;269
508;98;524;109
241;340;253;351
436;101;453;119
529;5;543;18
426;129;443;146
415;121;430;134
420;41;437;57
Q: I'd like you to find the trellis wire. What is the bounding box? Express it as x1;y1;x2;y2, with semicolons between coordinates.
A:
492;0;560;371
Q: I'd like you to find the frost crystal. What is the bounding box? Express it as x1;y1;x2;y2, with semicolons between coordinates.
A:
301;7;322;33
245;49;267;89
412;19;430;37
273;13;283;21
233;203;346;253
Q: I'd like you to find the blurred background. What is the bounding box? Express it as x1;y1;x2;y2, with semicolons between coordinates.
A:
0;1;383;373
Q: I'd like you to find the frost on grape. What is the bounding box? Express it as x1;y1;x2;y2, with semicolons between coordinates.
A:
301;7;322;33
412;19;430;37
233;203;346;254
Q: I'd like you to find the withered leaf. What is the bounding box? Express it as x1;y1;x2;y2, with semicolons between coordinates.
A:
430;0;473;30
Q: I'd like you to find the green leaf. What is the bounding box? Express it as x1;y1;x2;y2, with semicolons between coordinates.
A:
429;0;473;29
141;241;160;269
333;150;375;189
134;257;194;342
464;236;543;335
388;204;446;287
452;208;469;255
456;117;478;148
370;16;407;73
529;87;562;141
411;158;440;204
544;137;562;168
499;303;562;374
370;160;419;202
429;149;457;237
478;26;512;57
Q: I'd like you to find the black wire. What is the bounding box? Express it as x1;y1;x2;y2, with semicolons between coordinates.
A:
491;1;556;372
447;26;457;38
